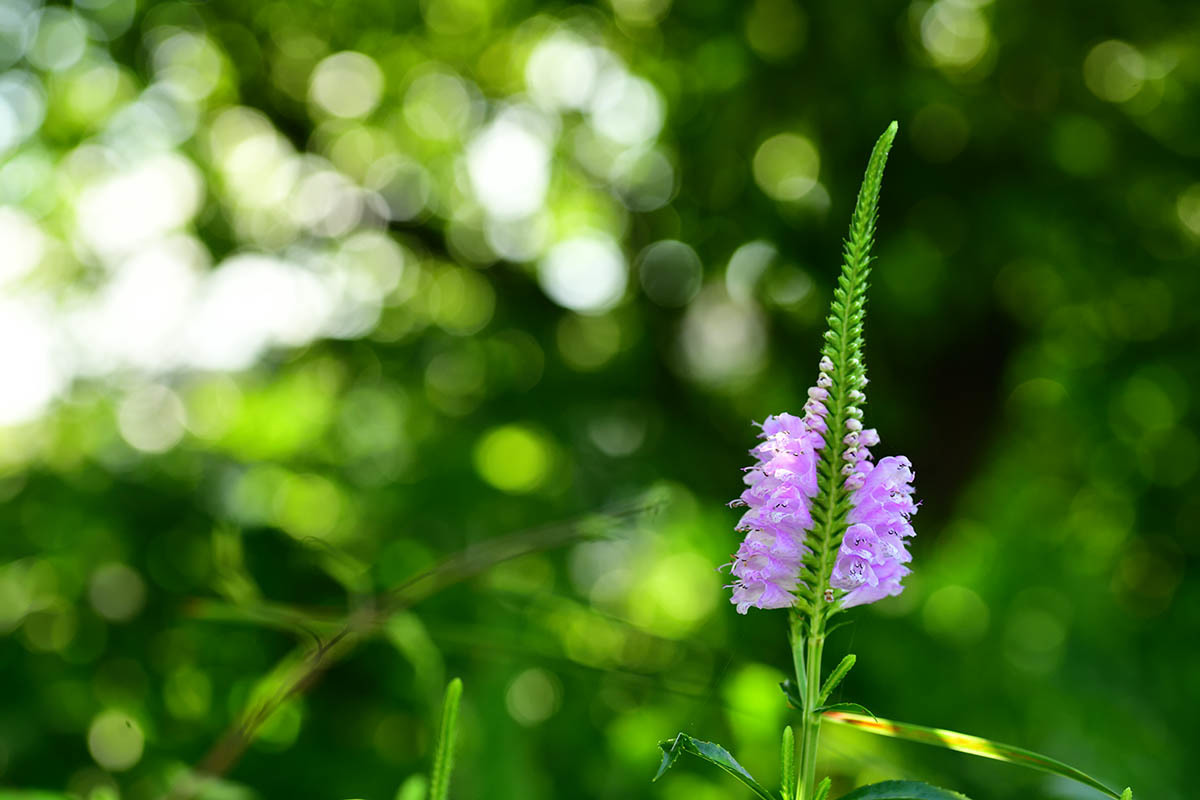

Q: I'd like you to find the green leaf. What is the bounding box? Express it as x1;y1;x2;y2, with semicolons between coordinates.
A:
813;702;875;719
836;780;971;800
817;654;856;705
1120;790;1133;800
654;733;776;800
814;777;832;800
790;616;807;710
779;679;804;710
781;726;796;800
823;711;1123;799
429;678;463;800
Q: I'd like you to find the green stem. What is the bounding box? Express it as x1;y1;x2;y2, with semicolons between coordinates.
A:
789;122;897;800
795;617;825;800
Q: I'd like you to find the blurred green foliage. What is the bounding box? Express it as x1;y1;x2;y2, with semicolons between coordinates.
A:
0;0;1196;799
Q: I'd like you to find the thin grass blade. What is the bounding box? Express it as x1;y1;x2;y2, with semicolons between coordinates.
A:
822;711;1121;799
813;702;875;718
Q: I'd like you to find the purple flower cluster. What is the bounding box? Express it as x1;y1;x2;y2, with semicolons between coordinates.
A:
833;448;917;608
727;395;828;614
727;362;917;614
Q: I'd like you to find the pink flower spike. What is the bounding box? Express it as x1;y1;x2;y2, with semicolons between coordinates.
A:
727;368;918;613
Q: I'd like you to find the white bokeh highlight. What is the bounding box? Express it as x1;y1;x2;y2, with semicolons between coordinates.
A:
538;233;627;314
467;109;553;220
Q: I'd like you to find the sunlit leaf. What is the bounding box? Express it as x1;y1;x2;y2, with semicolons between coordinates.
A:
823;711;1122;798
654;733;776;800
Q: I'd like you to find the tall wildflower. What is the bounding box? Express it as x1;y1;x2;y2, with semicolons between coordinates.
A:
658;122;1134;800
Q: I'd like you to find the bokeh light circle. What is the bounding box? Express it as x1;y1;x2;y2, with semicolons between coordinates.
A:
752;133;819;201
473;425;553;493
636;240;702;308
309;51;384;119
88;563;147;622
525;31;597;111
27;8;88;72
1084;40;1145;103
87;710;144;771
537;234;627;314
505;668;561;726
921;1;990;70
466;112;551;219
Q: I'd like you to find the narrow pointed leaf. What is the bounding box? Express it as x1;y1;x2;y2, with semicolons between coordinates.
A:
654;733;776;800
790;616;807;711
814;777;832;800
813;702;875;719
823;711;1122;799
781;726;796;800
779;679;804;710
654;736;682;781
817;654;856;705
429;678;462;800
837;780;971;800
1120;790;1132;800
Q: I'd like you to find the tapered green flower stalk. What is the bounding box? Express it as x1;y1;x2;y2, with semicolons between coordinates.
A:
794;121;898;800
803;121;898;623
